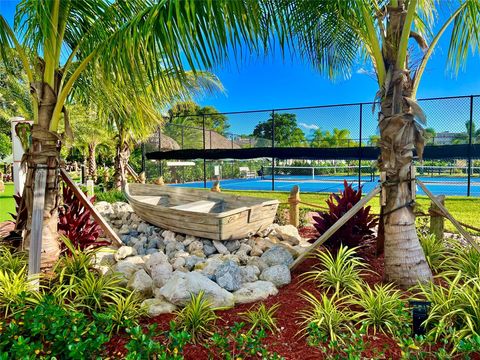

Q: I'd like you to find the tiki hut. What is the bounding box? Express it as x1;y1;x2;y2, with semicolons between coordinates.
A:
146;130;181;151
204;130;241;149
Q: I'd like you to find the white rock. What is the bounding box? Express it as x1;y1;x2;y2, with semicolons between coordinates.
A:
275;225;301;245
151;262;173;288
158;271;234;308
240;265;260;283
198;258;223;279
95;248;116;266
115;246;138;261
118;225;131;235
188;240;204;254
122;255;145;266
141;298;177;316
113;260;143;286
95;201;114;215
137;223;150;234
127;269;153;297
183;235;197;246
260;265;291;287
145;252;169;272
233;281;278;304
162;230;176;242
213;240;229;255
247;258;269;272
172;257;186;270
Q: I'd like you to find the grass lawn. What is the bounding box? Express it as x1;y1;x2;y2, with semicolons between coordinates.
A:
1;183;480;234
222;189;480;234
0;183;15;222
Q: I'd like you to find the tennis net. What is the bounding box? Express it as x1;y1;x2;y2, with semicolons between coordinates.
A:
261;165;376;182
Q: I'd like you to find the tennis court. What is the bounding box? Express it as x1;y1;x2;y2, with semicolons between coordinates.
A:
170;165;480;196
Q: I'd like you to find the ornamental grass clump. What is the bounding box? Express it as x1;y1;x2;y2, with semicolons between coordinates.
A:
312;180;377;249
441;241;480;280
174;291;218;343
418;233;448;274
302;245;366;294
240;303;280;334
299;292;354;345
350;282;407;335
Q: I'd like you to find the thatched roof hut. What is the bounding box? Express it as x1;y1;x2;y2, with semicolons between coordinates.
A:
146;131;181;151
204;130;241;150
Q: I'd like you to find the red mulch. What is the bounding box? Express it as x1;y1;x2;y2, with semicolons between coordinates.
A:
105;230;406;359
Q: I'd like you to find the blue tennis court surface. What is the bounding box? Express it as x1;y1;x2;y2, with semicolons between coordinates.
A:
170;175;480;196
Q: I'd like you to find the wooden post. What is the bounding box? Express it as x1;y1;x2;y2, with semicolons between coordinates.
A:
29;165;47;284
60;168;123;247
290;185;381;271
154;176;164;186
429;195;445;240
139;172;146;184
288;185;300;227
418;180;480;253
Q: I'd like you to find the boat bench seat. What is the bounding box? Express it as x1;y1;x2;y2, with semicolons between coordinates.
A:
170;200;220;213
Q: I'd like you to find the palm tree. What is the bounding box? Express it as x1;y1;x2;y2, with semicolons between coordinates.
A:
0;0;276;270
452;121;480;144
280;0;480;287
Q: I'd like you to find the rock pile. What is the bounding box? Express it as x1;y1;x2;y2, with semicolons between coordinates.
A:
94;201;311;316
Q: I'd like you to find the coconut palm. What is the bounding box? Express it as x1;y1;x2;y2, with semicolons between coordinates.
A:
0;0;277;270
279;0;480;287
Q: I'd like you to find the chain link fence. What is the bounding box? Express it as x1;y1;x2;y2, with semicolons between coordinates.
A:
139;95;480;196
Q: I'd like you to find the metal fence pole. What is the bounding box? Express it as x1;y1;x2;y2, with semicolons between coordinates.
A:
203;114;207;188
358;103;363;187
468;96;474;196
158;127;163;177
271;110;275;191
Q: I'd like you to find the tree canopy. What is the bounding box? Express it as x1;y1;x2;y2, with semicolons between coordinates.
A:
253;113;308;147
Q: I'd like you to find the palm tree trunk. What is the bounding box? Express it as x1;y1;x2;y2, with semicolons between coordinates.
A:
379;67;432;288
21;82;61;271
113;140;130;190
87;143;97;182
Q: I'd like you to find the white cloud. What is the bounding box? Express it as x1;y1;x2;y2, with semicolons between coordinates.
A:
299;122;319;130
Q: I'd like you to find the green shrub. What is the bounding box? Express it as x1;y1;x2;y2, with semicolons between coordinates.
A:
95;189;126;203
73;271;125;312
240;303;280;333
302;245;366;294
174;291;218;343
350;282;407;335
441;241;480;279
208;322;283;360
418;233;448;273
299;291;354;344
274;204;309;227
0;246;27;274
125;322;190;360
0;267;38;316
0;295;109;359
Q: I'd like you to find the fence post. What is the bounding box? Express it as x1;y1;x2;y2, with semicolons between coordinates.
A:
358;103;363;187
203;114;207;188
141;143;146;173
271;110;275;191
288;185;301;227
467;95;474;196
158;126;163;177
429;195;445;240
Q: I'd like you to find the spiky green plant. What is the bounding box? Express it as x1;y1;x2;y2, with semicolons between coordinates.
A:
441;241;480;279
299;291;353;344
418;233;448;273
73;271;124;312
0;267;39;316
0;246;27;274
302;245;366;294
105;291;146;334
350;282;406;335
240;303;280;334
174;291;218;343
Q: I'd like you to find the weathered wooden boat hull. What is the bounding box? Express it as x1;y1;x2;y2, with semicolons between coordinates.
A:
124;183;279;241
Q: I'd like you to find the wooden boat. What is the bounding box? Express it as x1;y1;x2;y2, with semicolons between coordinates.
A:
124;183;279;241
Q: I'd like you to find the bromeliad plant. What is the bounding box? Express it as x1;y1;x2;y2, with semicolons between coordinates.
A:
302;245;366;294
312;181;377;250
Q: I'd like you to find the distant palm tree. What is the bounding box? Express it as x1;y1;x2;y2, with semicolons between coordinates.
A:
452;121;480;144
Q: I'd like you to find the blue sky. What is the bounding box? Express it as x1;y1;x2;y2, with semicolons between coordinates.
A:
2;0;480;138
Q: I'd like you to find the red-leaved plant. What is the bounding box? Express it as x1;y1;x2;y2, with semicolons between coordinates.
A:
312;180;378;249
58;186;109;253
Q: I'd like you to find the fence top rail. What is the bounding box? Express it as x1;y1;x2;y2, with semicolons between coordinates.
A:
168;94;480;118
